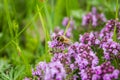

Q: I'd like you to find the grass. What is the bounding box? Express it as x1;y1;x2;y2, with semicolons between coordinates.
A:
113;0;119;42
0;0;119;79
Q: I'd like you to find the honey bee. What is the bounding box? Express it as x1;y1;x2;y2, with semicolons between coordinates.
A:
56;35;72;45
49;35;72;54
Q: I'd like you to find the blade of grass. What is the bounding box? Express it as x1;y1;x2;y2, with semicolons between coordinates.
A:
14;66;25;80
64;20;70;36
4;0;13;38
113;0;119;42
115;0;119;20
9;67;14;80
37;5;50;55
44;0;53;32
51;0;54;28
66;0;79;17
66;0;70;17
0;72;10;80
0;13;38;52
113;26;117;42
112;0;119;68
29;14;43;54
87;1;91;12
0;4;45;53
12;40;32;76
54;0;66;26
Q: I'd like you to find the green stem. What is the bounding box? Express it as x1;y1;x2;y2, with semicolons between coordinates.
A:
37;5;50;55
113;0;119;42
64;20;70;36
116;0;119;20
4;0;13;38
44;0;53;32
66;0;70;17
114;56;119;68
87;1;90;12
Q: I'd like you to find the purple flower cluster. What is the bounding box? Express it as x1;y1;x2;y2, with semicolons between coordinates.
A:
82;7;106;27
52;26;73;38
51;53;69;66
74;44;98;80
48;17;76;54
93;61;120;80
68;43;98;80
62;17;75;29
25;16;120;80
79;32;100;46
80;19;120;60
80;67;95;80
51;17;75;39
100;19;120;40
49;42;99;80
32;61;66;80
98;20;120;60
100;39;120;60
51;53;74;79
69;43;98;69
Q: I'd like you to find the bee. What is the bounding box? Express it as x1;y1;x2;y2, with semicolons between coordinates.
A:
49;35;72;54
56;35;72;45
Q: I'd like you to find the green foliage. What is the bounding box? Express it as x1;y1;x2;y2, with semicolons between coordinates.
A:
0;59;25;80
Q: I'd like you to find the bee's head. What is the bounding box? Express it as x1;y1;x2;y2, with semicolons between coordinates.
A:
57;36;60;41
56;36;64;42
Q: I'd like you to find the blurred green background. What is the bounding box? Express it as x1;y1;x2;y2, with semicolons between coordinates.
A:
0;0;119;79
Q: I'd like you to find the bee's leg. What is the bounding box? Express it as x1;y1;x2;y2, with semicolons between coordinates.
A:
50;48;55;54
